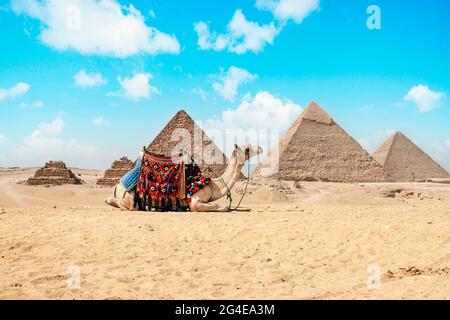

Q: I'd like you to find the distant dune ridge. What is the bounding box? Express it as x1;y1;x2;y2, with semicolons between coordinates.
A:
373;131;449;182
252;102;391;182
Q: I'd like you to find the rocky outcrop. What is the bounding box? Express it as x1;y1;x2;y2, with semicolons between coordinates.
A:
27;161;82;185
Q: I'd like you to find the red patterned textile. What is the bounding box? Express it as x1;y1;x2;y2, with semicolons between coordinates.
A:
136;152;185;211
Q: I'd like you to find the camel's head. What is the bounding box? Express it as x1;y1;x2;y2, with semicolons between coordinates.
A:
234;144;263;163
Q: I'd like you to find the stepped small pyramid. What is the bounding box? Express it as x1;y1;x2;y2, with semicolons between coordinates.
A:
373;131;449;181
252;102;391;182
27;161;82;185
97;156;135;187
147;110;228;178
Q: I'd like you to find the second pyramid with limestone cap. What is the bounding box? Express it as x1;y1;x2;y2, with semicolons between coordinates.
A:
252;102;391;182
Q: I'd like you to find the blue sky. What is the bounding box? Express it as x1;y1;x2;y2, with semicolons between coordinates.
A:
0;0;449;170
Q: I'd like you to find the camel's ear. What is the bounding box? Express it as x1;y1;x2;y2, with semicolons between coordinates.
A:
234;144;238;150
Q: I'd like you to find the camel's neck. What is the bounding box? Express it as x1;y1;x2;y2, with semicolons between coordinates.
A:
210;150;244;201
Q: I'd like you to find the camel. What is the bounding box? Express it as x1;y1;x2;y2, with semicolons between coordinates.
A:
105;144;262;212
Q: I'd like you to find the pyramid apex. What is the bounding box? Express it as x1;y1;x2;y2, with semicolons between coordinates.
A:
390;131;411;143
168;109;195;123
308;101;321;107
174;109;190;117
302;101;333;124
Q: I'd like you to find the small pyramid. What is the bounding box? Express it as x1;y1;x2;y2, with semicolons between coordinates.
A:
252;102;391;182
27;161;82;185
373;131;449;181
147;110;228;178
97;156;135;187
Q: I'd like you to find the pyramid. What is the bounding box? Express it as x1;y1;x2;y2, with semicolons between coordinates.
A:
27;161;82;185
373;131;449;181
252;102;391;182
147;110;228;178
97;156;135;187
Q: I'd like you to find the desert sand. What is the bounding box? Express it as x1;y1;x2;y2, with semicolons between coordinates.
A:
0;167;449;299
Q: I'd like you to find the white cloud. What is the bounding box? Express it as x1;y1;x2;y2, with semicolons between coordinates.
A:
74;69;107;88
39;117;64;135
194;9;279;54
213;66;257;101
11;116;98;168
404;84;445;112
20;100;44;109
446;139;450;148
208;91;301;130
11;0;180;57
92;117;110;126
256;0;320;23
110;72;159;101
192;87;207;101
0;82;30;101
0;133;8;144
194;1;320;54
203;91;302;160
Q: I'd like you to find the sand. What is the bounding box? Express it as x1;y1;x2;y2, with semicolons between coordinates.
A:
0;168;449;299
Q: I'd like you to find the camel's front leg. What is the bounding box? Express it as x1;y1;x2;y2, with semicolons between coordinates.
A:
189;197;230;212
120;192;139;211
188;187;229;212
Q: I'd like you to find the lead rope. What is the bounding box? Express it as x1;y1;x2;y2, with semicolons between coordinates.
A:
229;159;251;212
218;177;233;210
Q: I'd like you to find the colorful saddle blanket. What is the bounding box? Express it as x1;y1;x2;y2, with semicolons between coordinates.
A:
135;152;186;211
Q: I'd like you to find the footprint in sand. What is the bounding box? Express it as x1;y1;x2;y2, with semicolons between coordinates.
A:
31;274;67;286
117;276;136;283
210;290;225;298
384;266;450;280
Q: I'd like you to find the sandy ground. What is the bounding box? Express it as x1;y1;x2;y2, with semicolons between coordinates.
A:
0;167;449;299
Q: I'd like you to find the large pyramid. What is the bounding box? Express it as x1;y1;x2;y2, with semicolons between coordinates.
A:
147;110;228;178
373;131;449;181
252;102;391;182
